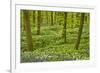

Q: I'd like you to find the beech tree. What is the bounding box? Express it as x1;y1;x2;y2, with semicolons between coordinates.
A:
75;13;85;50
37;11;41;35
23;10;33;51
51;12;53;25
33;11;35;24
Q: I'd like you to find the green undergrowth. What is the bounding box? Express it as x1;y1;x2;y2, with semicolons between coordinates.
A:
21;24;89;62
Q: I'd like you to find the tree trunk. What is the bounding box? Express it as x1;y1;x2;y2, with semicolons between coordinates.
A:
46;11;48;25
37;11;41;35
51;12;53;25
75;13;85;50
21;10;26;31
23;10;33;51
33;11;35;24
20;10;23;30
63;12;67;43
54;12;57;25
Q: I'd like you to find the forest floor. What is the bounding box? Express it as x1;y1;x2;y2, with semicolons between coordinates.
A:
21;24;89;62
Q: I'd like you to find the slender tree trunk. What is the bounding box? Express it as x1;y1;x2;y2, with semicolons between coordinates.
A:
63;12;67;43
51;12;53;25
54;12;57;25
20;10;23;30
75;13;85;50
71;13;74;27
37;11;41;35
21;10;26;31
87;13;90;25
46;12;48;25
23;10;33;51
33;11;35;24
